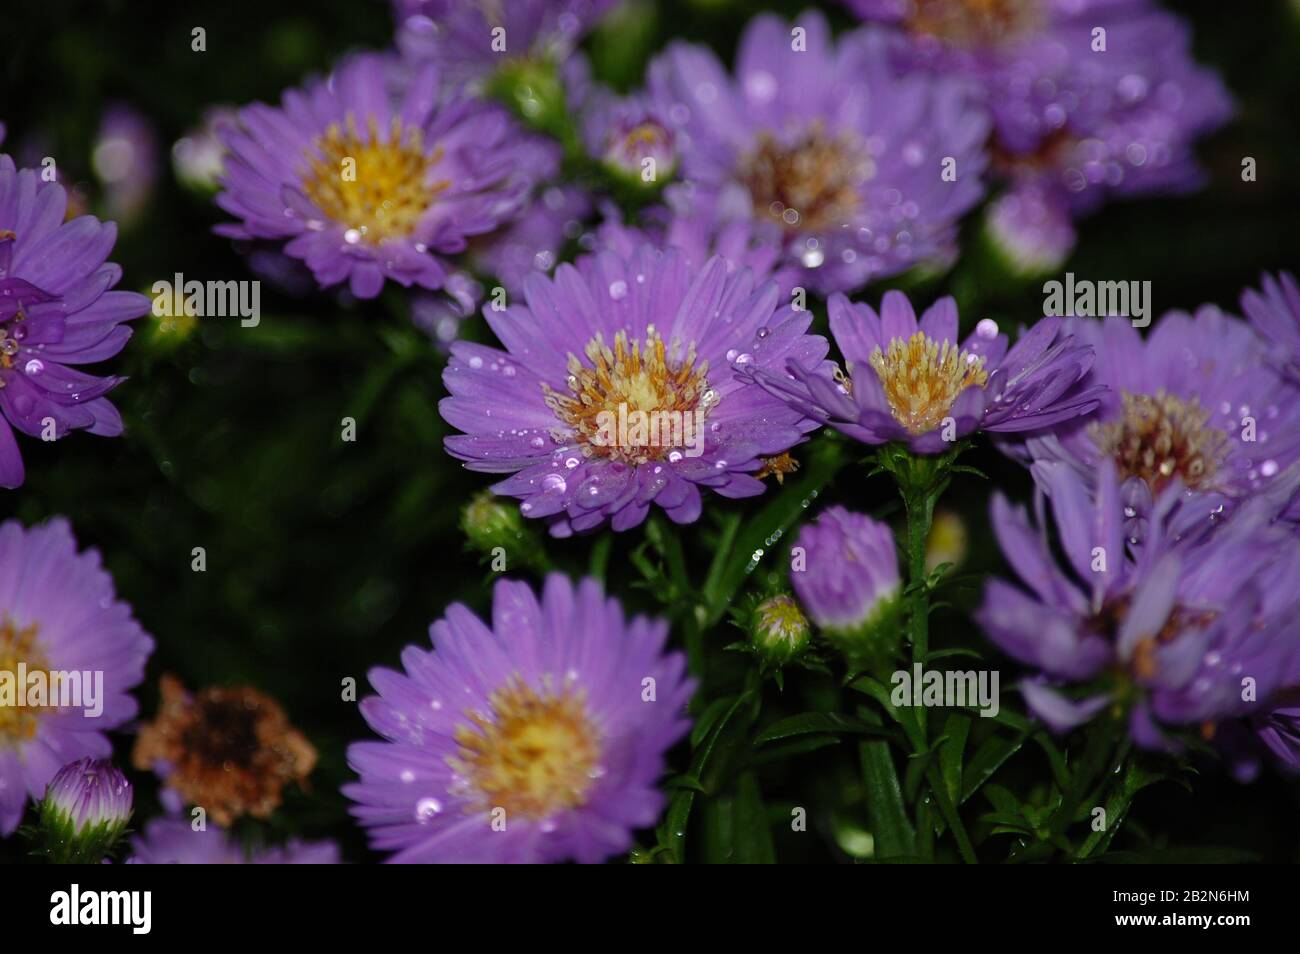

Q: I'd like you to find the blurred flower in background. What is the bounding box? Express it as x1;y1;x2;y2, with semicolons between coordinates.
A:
648;11;989;293
128;816;339;864
92;104;160;228
214;52;559;298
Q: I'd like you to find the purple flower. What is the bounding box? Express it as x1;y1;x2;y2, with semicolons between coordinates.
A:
41;757;133;836
0;156;149;488
646;11;989;294
791;507;900;637
1241;271;1300;385
345;574;694;863
748;290;1103;454
215;53;559;298
128;816;340;864
395;0;615;84
440;243;826;536
1012;310;1300;510
977;459;1300;752
0;518;153;835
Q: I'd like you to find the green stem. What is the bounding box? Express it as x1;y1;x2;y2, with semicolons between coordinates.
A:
903;486;935;665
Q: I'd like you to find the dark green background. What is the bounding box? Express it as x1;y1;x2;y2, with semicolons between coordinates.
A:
1;0;1297;862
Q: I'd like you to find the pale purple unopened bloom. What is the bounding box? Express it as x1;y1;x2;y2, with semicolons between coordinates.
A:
440;243;825;536
647;12;989;294
1011;310;1300;513
0;155;150;488
215;53;559;298
42;758;133;834
93;104;160;227
977;459;1300;753
345;575;694;863
128;817;340;864
748;290;1103;454
1241;271;1300;384
791;507;900;634
0;518;153;835
583;92;679;184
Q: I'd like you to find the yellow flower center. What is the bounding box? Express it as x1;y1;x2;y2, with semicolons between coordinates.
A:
1090;390;1228;494
0;617;49;747
542;329;715;464
450;678;601;821
738;124;868;232
868;332;988;435
906;0;1042;47
300;116;448;244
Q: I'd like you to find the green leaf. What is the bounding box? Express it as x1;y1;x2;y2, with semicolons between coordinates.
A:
859;741;916;859
700;772;776;864
961;732;1029;804
938;713;971;806
754;712;895;746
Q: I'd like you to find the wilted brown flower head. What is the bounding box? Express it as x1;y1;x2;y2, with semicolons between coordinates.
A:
132;674;317;826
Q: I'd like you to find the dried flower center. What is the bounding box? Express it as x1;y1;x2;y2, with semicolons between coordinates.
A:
0;618;49;746
301;116;448;244
451;678;601;821
1090;390;1228;494
738;125;867;232
868;332;988;435
131;675;317;827
542;329;715;464
906;0;1042;47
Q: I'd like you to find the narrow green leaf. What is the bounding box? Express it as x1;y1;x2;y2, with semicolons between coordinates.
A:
859;741;916;859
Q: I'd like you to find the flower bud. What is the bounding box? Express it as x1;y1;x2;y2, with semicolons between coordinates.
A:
791;507;901;664
461;490;544;569
750;594;811;665
37;758;133;863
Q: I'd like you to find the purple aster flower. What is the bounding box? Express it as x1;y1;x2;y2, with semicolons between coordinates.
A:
748;289;1103;454
440;243;826;536
1241;271;1300;384
791;507;901;642
345;574;694;863
0;518;153;835
127;816;340;864
1012;309;1300;512
977;458;1300;751
647;11;989;294
395;0;615;84
215;52;559;298
0;156;149;488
